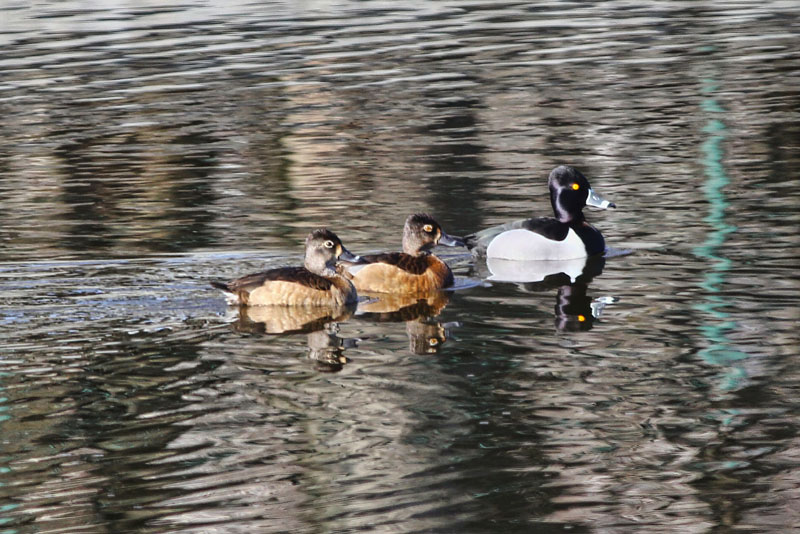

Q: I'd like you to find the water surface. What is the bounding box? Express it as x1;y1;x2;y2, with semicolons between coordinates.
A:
1;1;799;533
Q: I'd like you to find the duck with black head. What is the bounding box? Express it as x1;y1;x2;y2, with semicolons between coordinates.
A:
347;213;466;295
466;166;615;260
211;229;361;307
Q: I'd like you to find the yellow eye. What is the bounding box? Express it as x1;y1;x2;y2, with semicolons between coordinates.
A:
428;337;439;346
571;183;580;191
323;240;335;249
577;314;586;322
423;224;434;233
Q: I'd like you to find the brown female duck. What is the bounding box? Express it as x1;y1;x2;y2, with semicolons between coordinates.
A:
348;213;465;295
211;229;360;307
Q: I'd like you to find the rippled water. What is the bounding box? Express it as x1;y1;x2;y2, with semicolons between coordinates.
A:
2;1;799;533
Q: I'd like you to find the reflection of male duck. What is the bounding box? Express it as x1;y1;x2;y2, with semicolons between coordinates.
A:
485;255;615;332
356;292;459;355
485;253;605;287
553;283;614;332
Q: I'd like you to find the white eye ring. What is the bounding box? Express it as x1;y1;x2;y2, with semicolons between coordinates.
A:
423;224;434;233
323;240;335;248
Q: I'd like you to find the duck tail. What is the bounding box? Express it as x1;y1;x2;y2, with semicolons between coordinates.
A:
210;280;242;305
465;233;487;255
210;280;230;292
463;233;478;250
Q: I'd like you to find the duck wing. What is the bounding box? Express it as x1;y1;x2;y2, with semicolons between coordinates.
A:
466;218;568;256
214;266;333;293
350;252;429;275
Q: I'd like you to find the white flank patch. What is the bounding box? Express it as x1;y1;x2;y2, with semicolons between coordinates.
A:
485;228;587;261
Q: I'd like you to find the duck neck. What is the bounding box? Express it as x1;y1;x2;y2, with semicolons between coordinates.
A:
304;254;336;277
551;192;584;225
401;234;429;256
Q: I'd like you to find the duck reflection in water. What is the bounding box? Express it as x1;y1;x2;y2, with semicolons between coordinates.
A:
485;255;616;331
230;304;358;372
305;323;355;373
553;281;615;332
356;291;459;354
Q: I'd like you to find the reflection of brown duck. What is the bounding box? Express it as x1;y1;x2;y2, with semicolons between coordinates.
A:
406;320;449;355
356;291;458;355
306;324;352;373
356;291;450;321
233;303;354;335
229;306;356;372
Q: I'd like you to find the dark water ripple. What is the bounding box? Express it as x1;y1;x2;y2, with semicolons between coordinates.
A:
2;1;800;533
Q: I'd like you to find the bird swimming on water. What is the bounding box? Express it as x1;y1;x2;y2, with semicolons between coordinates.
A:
211;228;361;307
466;165;615;261
347;213;466;295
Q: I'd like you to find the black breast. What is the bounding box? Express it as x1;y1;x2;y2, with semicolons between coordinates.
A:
521;218;570;241
574;223;606;256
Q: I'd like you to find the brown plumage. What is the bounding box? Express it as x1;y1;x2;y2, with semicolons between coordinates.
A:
358;252;429;275
211;229;359;307
214;267;333;294
350;255;454;295
348;213;464;295
232;301;355;335
357;290;450;320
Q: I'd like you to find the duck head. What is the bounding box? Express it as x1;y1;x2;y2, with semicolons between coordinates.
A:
304;228;361;275
548;166;615;224
402;213;466;256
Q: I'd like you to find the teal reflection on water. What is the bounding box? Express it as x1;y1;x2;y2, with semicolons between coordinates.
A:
693;80;749;391
0;394;8;423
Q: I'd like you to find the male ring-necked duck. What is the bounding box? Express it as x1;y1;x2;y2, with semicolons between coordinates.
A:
347;213;465;295
211;229;360;306
466;166;615;260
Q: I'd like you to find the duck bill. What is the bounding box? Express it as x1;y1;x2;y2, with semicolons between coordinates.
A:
438;231;467;248
586;188;616;210
338;247;365;264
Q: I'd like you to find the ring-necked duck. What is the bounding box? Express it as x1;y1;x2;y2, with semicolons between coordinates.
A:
347;213;465;295
466;166;615;260
211;229;360;306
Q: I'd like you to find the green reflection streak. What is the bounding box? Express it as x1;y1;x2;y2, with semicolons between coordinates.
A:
693;80;749;391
